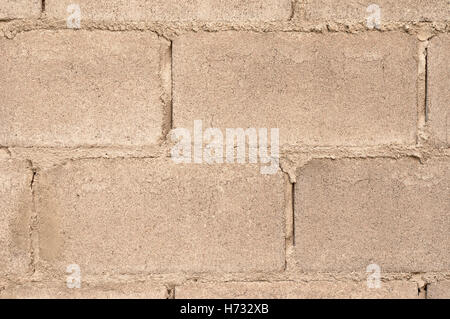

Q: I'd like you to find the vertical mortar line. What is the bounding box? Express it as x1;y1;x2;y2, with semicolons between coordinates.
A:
289;0;296;21
295;0;307;23
167;285;175;299
160;37;173;141
424;46;429;123
170;39;174;130
283;175;294;271
41;0;45;13
291;182;295;246
418;282;428;299
417;40;429;144
27;160;38;275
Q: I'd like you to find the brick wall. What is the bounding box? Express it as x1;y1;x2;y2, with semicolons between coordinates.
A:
0;1;449;299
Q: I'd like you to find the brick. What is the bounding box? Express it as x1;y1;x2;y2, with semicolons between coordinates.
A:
176;281;418;299
428;35;450;146
294;158;450;272
173;32;417;146
36;159;285;275
0;282;167;299
0;160;33;278
0;0;40;20
428;281;450;299
0;30;168;147
45;0;292;22
304;0;450;23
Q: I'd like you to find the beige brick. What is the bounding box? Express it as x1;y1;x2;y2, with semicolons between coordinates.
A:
428;35;450;146
176;281;418;299
0;282;168;299
173;32;417;146
0;30;168;147
46;0;292;22
304;0;450;23
0;160;33;278
428;281;450;299
294;158;450;272
36;159;285;275
0;0;40;20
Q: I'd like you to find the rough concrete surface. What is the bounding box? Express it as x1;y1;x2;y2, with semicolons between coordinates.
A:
0;0;41;20
45;0;292;22
427;281;450;299
0;282;168;299
176;280;419;299
35;159;285;275
0;0;449;299
0;160;33;279
294;158;450;272
304;0;450;23
0;30;168;147
428;34;450;146
173;32;418;146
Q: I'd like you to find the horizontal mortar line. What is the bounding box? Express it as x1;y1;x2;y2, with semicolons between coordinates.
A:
6;273;450;285
3;152;445;159
0;144;431;149
0;145;163;149
3;18;450;24
3;143;448;150
2;21;450;32
2;27;450;34
3;148;449;157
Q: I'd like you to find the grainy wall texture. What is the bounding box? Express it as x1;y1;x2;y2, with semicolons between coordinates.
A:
0;0;449;299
